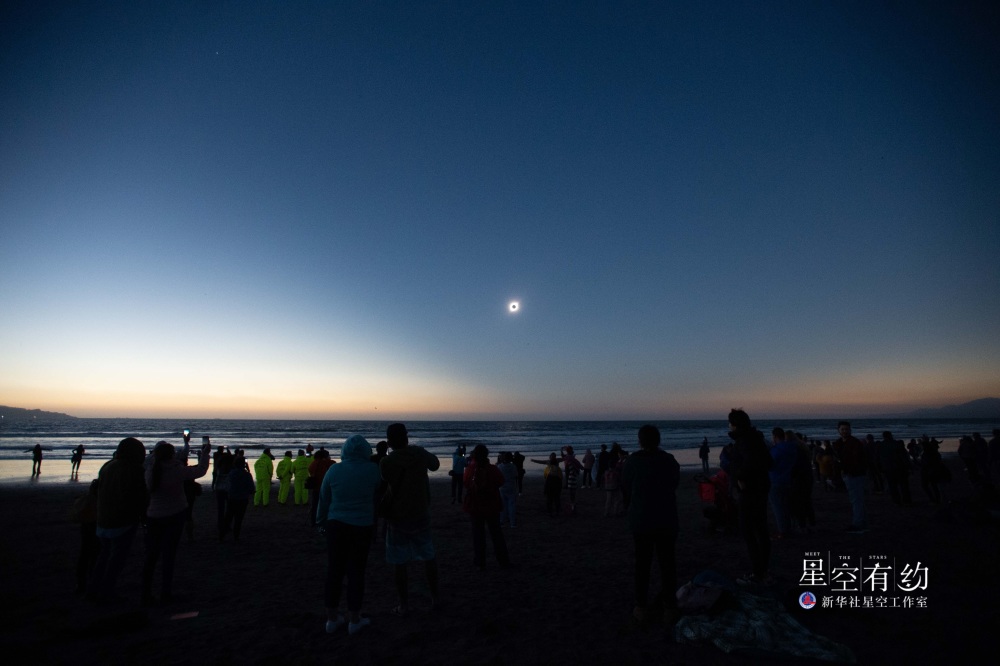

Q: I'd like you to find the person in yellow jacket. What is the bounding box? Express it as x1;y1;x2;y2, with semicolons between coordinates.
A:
275;450;294;505
254;449;275;507
293;449;311;505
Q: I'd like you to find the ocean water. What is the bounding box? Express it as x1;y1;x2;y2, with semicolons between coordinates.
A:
1;416;994;469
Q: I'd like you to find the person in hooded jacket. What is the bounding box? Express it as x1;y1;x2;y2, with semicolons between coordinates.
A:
87;437;147;603
463;444;510;569
254;449;275;507
293;450;311;506
142;439;210;605
727;409;773;585
318;435;382;636
276;451;294;504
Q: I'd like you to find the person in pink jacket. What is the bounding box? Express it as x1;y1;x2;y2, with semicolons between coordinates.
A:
142;439;210;605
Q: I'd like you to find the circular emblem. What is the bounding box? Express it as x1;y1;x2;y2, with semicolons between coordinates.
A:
799;592;817;609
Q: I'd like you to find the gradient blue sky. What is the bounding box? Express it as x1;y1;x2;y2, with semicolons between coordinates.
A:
2;1;998;419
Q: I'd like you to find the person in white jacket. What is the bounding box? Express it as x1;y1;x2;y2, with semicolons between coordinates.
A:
142;439;209;606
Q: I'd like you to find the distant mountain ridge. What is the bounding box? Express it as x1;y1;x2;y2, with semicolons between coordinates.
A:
907;398;1000;419
0;406;78;422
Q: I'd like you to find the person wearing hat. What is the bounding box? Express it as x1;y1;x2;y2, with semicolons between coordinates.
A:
254;449;275;507
276;451;294;505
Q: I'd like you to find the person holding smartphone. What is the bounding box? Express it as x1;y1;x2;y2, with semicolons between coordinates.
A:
142;436;210;605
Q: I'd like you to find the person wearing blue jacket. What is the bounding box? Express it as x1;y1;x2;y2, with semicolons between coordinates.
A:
317;435;382;636
768;427;798;538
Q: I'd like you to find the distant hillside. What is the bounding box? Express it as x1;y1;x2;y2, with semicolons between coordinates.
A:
908;398;1000;419
0;406;78;422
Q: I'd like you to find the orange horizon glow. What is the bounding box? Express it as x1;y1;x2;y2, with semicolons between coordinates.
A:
3;387;995;421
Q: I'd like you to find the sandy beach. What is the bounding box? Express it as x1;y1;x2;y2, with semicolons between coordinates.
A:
1;451;996;665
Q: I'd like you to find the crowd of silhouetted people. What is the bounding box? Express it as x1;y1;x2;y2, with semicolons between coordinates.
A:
69;419;999;635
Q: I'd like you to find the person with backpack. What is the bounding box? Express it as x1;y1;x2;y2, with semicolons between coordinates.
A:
462;444;510;569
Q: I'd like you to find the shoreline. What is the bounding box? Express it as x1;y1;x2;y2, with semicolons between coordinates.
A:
0;438;964;486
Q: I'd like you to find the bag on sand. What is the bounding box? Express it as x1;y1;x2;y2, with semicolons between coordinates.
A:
676;581;728;614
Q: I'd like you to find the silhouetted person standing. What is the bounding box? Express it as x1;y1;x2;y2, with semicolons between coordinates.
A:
768;427;797;538
31;444;43;476
728;409;773;585
87;437;147;603
463;444;510;570
71;445;86;478
221;453;255;541
276;450;294;505
214;446;234;534
835;421;867;533
254;448;275;507
876;431;912;506
622;425;680;626
451;445;467;504
595;444;610;488
293;450;311;506
380;423;440;615
513;451;526;494
142;439;210;605
319;435;382;635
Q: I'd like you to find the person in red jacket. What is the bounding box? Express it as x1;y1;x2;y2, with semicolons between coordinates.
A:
463;444;510;570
